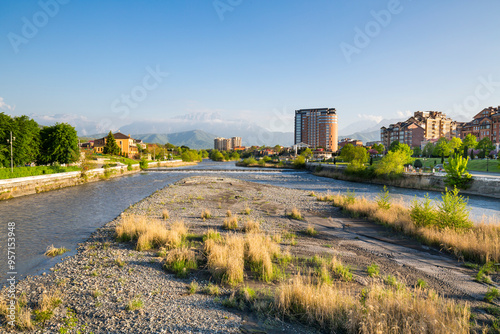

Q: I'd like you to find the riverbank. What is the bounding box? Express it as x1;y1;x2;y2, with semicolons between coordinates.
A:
307;163;500;199
1;177;496;333
0;160;197;200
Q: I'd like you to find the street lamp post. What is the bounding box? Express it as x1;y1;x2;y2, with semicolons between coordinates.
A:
6;131;15;173
486;156;489;172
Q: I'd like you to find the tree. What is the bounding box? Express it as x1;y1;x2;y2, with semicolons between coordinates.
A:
372;143;385;154
0;113;13;167
388;142;413;164
209;149;224;161
293;155;306;168
388;140;400;152
39;123;79;164
12;116;40;166
443;155;472;189
103;131;120;155
274;145;282;155
433;137;452;157
300;148;313;159
448;137;462;154
423;142;435;158
375;150;409;175
340;144;368;171
461;134;477;150
477;138;494;159
412;146;422;157
181;149;202;162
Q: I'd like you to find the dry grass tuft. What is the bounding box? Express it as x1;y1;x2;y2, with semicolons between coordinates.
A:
44;245;69;257
226;210;232;217
289;207;303;220
243;220;261;233
116;214;188;251
201;209;212;220
162;209;170;220
223;216;239;230
164;247;197;278
245;233;281;281
332;193;500;264
206;234;245;285
305;225;318;237
274;274;471;334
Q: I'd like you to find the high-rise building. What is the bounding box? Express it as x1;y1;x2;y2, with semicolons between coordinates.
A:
294;108;338;151
214;136;242;150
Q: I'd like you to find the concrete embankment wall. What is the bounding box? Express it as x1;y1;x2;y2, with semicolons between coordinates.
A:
306;163;500;199
0;160;196;200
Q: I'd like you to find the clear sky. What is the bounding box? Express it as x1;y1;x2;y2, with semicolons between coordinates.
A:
1;0;499;133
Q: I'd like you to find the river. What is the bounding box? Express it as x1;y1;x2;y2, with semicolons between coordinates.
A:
0;160;498;284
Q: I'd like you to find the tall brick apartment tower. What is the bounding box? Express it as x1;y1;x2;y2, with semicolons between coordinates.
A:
294;108;338;152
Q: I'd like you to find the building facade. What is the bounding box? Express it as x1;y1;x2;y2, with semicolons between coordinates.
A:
214;137;242;151
459;106;500;146
294;108;338;151
93;132;139;157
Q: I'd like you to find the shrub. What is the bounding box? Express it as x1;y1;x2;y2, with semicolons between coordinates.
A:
436;187;472;230
367;263;380;277
293;156;306;168
376;185;391;210
413;159;423;168
127;162;133;171
410;194;436;227
444;155;472;189
139;158;148;170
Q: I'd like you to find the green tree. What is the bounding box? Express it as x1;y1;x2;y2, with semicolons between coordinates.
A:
388;140;400;152
388;142;413;164
461;134;477;150
39;123;79;164
372;143;385;154
443;155;472;189
423;142;435;157
11;116;40;166
433;137;452;157
300;148;313;159
412;146;422;157
293;155;306;168
181;149;202;162
477;138;494;158
210;149;224;161
274;145;282;155
103;131;121;155
0;113;13;167
375;150;408;175
448;137;462;154
340;144;368;163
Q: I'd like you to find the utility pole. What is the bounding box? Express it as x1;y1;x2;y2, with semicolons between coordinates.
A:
7;131;15;173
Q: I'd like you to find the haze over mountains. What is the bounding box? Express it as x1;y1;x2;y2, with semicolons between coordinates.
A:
28;111;429;148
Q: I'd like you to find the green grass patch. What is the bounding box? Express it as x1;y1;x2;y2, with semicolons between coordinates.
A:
0;165;80;180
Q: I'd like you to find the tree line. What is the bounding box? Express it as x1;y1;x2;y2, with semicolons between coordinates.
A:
0;113;79;168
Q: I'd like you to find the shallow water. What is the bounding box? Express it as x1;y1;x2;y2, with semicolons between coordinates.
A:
0;160;498;283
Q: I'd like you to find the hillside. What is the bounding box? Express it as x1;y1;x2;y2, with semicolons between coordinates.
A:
134;130;217;149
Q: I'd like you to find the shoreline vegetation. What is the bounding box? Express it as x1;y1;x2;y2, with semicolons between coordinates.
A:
1;177;497;333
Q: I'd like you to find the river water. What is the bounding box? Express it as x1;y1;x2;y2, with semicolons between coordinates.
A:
0;160;499;283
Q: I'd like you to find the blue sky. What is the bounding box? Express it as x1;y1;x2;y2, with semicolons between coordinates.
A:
1;0;499;133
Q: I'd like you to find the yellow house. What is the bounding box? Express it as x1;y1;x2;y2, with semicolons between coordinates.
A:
93;132;139;158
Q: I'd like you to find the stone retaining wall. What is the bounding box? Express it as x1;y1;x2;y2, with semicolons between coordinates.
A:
306;163;500;199
0;160;196;200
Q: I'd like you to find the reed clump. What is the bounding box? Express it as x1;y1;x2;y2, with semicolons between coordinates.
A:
116;214;188;251
274;274;471;334
44;245;69;257
223;216;239;230
206;234;245;286
243;220;261;233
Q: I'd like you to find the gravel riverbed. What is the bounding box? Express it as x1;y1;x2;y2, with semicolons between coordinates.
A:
1;176;496;333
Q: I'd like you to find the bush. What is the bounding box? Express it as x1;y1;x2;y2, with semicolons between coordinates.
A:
293;156;306;169
444;155;472;189
410;194;436;227
436;187;472;230
376;186;391;210
127;162;133;171
413;159;423;168
367;263;380;277
139;158;148;170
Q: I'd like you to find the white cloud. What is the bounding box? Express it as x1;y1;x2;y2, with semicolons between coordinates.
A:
357;114;383;123
396;110;412;118
0;97;15;111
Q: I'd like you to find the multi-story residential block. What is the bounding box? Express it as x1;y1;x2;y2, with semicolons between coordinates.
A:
93;132;139;157
214;136;242;151
459;106;500;146
380;121;425;149
381;111;456;149
338;138;363;148
294;108;338;151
